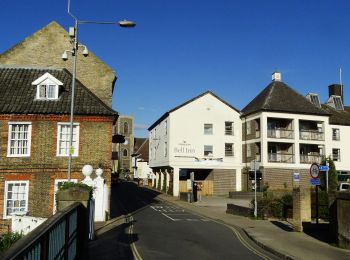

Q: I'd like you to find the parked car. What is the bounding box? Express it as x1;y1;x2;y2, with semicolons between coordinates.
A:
338;182;350;192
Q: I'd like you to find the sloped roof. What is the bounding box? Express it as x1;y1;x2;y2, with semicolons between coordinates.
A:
241;80;330;117
321;105;350;126
133;138;149;161
148;91;240;131
0;66;117;116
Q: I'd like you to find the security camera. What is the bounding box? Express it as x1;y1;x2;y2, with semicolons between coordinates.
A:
61;51;68;61
82;47;89;57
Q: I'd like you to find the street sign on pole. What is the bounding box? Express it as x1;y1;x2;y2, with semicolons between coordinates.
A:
319;165;329;171
310;178;321;186
310;163;320;179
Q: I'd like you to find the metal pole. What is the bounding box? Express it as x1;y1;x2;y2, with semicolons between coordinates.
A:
316;185;319;224
326;161;329;193
254;160;257;218
67;19;78;181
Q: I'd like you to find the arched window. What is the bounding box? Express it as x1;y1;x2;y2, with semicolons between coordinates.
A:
123;122;129;134
123;149;128;157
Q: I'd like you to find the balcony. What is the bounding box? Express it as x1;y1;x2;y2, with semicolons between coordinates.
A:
300;154;322;164
267;129;294;139
268;153;294;163
299;130;324;141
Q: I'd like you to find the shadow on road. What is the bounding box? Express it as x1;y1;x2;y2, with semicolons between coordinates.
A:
110;181;161;218
88;221;138;259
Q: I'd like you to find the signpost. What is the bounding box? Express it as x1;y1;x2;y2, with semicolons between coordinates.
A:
310;163;320;224
319;165;329;193
250;160;260;218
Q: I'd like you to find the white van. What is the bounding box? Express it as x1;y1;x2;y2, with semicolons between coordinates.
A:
338;182;350;192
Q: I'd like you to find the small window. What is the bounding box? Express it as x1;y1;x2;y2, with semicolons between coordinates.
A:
123;122;129;134
307;93;321;108
333;96;344;110
246;121;251;135
37;84;58;100
123;149;128;157
204;145;213;156
332;128;340;141
164;142;168;157
225;122;234;135
164;120;168;135
57;123;79;156
247;144;252;157
204;124;213;135
225;143;234;157
4;181;29;218
7;123;32;157
332;149;340;161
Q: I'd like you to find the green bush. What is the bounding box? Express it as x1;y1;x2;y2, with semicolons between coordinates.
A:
252;192;293;219
0;232;23;253
58;182;93;193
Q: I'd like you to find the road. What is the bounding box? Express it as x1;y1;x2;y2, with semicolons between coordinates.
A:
89;181;278;260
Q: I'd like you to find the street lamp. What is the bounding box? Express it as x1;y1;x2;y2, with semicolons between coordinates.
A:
63;0;136;181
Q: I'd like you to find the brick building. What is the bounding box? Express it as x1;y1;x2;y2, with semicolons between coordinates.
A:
0;67;117;233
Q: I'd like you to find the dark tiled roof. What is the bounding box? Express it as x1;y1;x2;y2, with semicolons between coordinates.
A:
0;66;117;116
241;81;330;117
148;91;240;130
321;105;350;126
133;138;149;161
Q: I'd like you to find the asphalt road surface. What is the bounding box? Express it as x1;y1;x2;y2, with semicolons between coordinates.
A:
89;181;279;260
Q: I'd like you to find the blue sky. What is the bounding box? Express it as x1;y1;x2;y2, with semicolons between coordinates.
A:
1;0;350;137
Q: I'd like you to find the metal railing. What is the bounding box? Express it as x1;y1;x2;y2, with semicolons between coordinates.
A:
0;203;89;260
300;154;322;164
267;129;294;139
268;153;294;163
299;130;324;141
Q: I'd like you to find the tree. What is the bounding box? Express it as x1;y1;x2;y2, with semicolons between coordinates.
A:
320;156;338;192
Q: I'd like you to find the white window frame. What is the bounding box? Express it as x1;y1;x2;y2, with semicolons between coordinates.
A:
204;145;213;157
7;122;32;157
36;84;59;100
53;179;77;214
56;123;80;157
225;121;234;135
225;143;234;157
332;148;341;162
204;124;213;135
332;128;340;141
3;180;29;219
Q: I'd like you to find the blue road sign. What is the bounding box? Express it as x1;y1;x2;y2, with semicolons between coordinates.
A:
319;165;329;171
310;178;321;186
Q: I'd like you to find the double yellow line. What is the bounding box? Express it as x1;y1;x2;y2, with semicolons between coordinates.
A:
126;214;143;260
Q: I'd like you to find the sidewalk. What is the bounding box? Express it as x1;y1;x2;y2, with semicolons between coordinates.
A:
156;193;350;260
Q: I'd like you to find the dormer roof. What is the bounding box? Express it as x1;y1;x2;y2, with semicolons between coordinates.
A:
0;66;117;116
32;72;63;86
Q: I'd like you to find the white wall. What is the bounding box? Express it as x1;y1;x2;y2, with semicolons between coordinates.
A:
326;124;350;171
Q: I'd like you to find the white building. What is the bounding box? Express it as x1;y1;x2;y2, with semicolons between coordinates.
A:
132;138;152;184
148;91;242;196
241;72;350;190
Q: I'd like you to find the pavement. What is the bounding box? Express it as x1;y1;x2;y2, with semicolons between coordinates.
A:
153;192;350;260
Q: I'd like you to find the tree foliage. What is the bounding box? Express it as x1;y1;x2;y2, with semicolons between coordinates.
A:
320;156;338;192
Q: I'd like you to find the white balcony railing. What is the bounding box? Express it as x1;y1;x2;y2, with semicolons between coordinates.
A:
268;153;294;163
299;130;324;141
267;129;294;139
300;154;322;164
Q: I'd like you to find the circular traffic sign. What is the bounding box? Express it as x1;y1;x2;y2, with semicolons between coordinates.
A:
310;163;320;179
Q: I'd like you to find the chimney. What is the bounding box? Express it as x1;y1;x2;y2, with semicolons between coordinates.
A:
272;71;281;82
328;84;344;103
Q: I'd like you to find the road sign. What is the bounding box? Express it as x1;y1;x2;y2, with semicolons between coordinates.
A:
250;160;260;171
310;163;320;179
293;172;300;182
319;165;329;171
310;178;321;186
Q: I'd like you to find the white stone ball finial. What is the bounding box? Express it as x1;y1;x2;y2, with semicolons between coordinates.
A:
96;168;103;177
82;165;93;177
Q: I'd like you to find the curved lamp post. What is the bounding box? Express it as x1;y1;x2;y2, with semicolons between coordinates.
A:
64;0;136;180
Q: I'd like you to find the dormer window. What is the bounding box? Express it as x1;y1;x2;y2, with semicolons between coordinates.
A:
327;95;344;111
306;93;321;108
32;72;63;100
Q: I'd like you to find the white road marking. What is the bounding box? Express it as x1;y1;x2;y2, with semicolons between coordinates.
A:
161;213;180;221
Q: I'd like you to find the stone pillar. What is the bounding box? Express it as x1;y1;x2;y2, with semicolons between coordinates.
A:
160;170;164;190
56;187;91;211
173;167;180;197
93;168;105;222
166;170;170;191
292;188;311;232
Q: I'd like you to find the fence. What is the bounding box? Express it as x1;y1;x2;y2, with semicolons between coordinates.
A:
179;180;213;195
0;203;89;260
